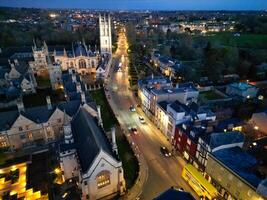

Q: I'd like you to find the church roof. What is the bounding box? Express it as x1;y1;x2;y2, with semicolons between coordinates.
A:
73;42;87;57
71;108;119;173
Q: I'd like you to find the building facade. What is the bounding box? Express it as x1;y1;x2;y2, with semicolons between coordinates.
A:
60;108;125;199
206;147;266;200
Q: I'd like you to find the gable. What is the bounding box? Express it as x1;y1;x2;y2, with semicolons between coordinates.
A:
11;114;36;129
48;108;65;122
83;150;121;179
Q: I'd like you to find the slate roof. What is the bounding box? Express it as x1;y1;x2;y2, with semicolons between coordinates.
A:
0;100;81;131
177;122;207;143
212;146;262;188
154;187;195;200
202;131;244;150
169;100;190;113
73;42;87;57
157;101;169;112
71;108;119;173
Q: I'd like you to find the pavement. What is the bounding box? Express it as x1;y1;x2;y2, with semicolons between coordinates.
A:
104;30;199;200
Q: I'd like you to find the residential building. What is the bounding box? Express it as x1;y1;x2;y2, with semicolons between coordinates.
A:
206;147;266;200
166;101;215;139
60;108;125;199
226;82;258;99
249;110;267;135
196;131;244;170
174;122;208;166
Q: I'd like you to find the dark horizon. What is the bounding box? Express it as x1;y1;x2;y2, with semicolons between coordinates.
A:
0;0;266;11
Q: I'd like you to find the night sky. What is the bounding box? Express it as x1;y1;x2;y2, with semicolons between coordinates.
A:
0;0;266;10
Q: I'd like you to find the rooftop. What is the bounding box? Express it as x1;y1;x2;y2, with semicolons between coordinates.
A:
71;108;119;173
202;131;244;150
228;82;256;91
212;146;262;188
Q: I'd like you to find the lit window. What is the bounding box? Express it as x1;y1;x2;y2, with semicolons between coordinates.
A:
97;171;110;189
187;139;191;145
0;141;7;147
28;132;33;139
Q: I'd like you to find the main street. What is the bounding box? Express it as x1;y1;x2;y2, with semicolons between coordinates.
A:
105;29;199;200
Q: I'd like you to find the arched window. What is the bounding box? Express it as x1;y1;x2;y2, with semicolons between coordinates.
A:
96;171;110;188
91;60;95;68
79;59;86;69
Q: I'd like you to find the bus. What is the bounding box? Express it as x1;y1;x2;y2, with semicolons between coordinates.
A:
182;164;218;200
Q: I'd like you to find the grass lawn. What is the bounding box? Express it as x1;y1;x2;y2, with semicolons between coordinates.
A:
200;32;267;49
23;88;65;108
200;90;224;100
89;89;117;131
89;88;139;189
36;76;52;88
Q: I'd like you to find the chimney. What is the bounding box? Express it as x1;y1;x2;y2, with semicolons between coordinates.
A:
17;98;25;112
81;92;86;104
111;127;118;154
97;105;103;127
72;73;76;83
46;96;52;110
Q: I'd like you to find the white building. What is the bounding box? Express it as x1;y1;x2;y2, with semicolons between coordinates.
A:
60;108;125;199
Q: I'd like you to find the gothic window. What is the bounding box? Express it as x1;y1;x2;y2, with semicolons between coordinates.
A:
79;59;86;69
91;60;95;68
70;62;74;68
96;171;110;189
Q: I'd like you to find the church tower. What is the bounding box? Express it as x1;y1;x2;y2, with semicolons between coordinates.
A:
99;14;112;55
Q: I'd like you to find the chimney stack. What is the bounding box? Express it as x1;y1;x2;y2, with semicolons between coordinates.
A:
17;98;25;113
46;96;52;110
111;127;118;154
97;105;103;127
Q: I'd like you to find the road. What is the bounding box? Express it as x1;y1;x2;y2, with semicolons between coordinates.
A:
105;30;199;200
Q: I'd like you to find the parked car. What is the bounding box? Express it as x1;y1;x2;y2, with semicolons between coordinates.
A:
129;105;136;112
139;116;145;124
160;146;171;157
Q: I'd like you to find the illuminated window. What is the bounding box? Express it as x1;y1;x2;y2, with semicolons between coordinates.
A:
0;141;7;147
97;171;110;189
79;59;86;69
28;132;33;139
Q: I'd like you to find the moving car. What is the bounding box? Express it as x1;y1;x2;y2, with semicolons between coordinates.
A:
160;146;171;157
139;116;145;124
